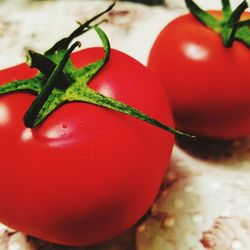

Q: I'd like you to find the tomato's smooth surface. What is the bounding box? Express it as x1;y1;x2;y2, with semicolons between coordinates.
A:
148;12;250;139
0;48;174;246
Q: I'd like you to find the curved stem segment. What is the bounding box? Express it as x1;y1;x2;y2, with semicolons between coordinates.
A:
185;0;250;47
27;50;69;87
23;42;81;128
45;2;115;55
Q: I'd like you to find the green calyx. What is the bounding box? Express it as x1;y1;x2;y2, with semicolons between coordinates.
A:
185;0;250;47
0;2;192;138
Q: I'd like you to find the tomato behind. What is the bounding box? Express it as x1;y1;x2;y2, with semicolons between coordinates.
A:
148;13;250;139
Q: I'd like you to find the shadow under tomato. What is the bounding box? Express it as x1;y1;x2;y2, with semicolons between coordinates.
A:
176;135;250;162
26;227;136;250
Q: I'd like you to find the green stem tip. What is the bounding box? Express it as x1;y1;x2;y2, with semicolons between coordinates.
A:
185;0;250;47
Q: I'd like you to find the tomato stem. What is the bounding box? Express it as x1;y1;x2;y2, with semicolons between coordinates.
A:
45;2;115;56
27;50;69;88
23;41;81;128
222;0;232;18
236;19;250;27
0;2;194;138
185;0;250;47
223;0;248;47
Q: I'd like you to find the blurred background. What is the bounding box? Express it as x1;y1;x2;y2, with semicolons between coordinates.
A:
0;0;247;9
0;0;165;5
0;0;247;69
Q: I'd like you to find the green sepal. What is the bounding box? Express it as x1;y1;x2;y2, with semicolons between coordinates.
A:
73;87;189;137
185;0;250;47
0;2;193;138
235;20;250;45
185;0;221;31
0;75;44;95
222;0;249;47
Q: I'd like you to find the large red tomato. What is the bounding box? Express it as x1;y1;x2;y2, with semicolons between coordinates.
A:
148;9;250;140
0;48;174;246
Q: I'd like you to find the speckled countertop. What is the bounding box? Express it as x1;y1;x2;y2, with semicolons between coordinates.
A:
0;1;250;250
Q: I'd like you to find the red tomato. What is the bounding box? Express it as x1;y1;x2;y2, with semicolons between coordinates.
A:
0;48;174;246
148;12;250;139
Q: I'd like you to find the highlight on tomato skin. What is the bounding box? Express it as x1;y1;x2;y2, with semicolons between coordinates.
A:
147;0;250;140
0;44;174;246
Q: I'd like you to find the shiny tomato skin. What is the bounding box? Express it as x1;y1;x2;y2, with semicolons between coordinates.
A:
0;48;174;246
148;12;250;140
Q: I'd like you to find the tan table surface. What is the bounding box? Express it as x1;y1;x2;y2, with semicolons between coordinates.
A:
0;1;250;249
